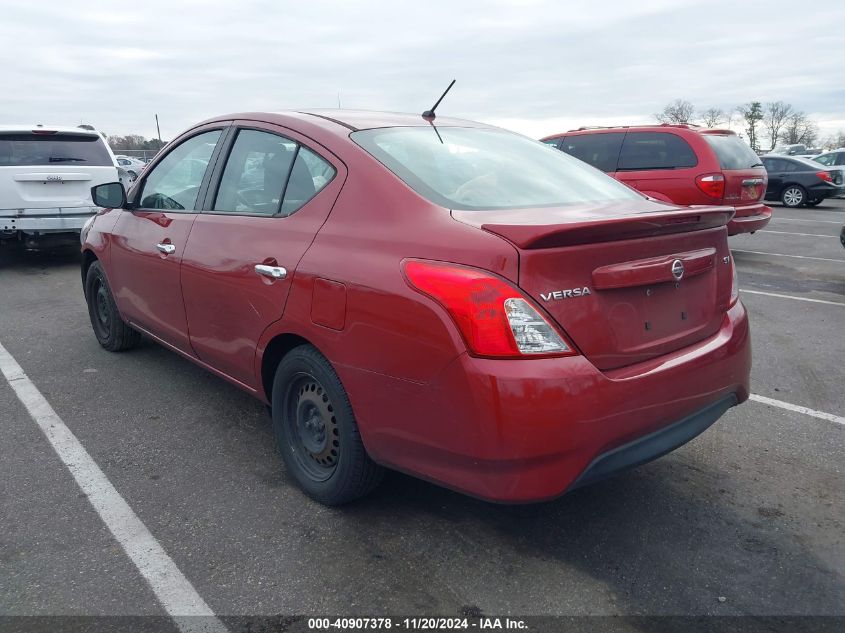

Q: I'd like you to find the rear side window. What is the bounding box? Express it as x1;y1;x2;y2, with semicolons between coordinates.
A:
617;132;698;171
213;129;335;217
703;134;762;170
559;133;624;172
0;133;112;166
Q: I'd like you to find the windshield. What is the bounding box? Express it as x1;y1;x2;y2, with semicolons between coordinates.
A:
703;134;762;170
351;127;642;210
0;133;113;166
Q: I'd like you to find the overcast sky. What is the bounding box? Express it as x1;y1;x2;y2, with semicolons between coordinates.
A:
2;0;843;143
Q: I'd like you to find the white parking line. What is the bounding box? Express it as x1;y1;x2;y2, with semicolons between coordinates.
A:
758;230;835;238
750;394;845;426
732;249;845;263
741;289;845;306
0;341;227;633
771;217;843;225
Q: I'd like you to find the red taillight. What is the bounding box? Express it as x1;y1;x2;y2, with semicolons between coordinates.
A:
402;260;576;358
695;173;726;199
817;171;832;183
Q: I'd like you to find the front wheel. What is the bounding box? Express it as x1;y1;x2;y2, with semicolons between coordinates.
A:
781;185;806;208
85;261;141;351
271;345;383;505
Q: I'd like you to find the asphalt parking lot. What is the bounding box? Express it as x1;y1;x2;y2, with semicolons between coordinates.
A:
1;200;843;629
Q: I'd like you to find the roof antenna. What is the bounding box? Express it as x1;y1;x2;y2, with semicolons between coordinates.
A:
422;79;455;120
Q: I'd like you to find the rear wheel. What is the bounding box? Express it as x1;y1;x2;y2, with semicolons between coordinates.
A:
271;345;383;505
781;185;806;208
85;261;141;351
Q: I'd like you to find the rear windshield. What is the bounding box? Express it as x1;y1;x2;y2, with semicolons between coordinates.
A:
704;135;763;170
0;133;113;166
351;127;642;210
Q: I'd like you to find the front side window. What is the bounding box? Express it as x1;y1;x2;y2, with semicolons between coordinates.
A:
139;130;221;210
351;127;641;211
0;132;112;166
617;132;698;171
559;133;625;172
213;129;335;216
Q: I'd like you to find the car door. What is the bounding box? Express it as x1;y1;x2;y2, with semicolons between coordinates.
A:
616;132;699;203
108;125;227;353
762;158;786;196
179;122;345;388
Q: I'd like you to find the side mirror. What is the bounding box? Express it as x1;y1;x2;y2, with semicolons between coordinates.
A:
91;182;126;208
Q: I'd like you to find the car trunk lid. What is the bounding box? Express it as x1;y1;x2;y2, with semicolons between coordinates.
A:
453;200;735;370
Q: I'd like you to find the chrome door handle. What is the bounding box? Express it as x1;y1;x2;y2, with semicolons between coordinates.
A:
255;264;287;279
156;243;176;254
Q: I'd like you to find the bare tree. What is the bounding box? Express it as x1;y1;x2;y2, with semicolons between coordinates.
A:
654;99;695;125
823;131;845;149
778;112;819;147
698;107;727;128
737;102;764;152
763;101;793;150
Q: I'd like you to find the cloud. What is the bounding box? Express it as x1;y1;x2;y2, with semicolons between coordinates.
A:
0;0;842;140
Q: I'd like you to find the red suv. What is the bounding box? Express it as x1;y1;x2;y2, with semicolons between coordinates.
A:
541;125;771;235
82;111;750;505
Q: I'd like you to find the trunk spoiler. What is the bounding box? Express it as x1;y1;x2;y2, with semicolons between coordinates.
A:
454;204;735;249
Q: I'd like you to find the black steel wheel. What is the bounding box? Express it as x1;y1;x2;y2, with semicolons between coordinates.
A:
84;261;141;351
271;345;383;505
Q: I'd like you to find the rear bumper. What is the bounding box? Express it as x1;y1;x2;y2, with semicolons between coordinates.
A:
351;300;751;503
0;207;97;233
727;203;771;235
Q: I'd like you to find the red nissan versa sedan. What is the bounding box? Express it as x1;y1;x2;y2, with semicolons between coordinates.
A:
541;125;772;236
81;111;751;505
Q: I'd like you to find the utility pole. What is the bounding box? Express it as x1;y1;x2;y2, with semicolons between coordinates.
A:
155;114;162;143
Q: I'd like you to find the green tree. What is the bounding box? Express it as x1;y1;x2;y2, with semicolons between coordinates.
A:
738;102;764;151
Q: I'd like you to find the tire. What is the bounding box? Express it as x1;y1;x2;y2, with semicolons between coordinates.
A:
84;261;141;351
806;198;823;207
271;344;383;505
781;185;806;208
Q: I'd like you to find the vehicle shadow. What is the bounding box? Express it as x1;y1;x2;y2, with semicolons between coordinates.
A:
0;243;81;270
123;337;843;619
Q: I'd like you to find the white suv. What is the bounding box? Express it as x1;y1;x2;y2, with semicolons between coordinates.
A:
0;125;119;247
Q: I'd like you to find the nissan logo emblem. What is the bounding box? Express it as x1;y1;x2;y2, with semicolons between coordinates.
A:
671;259;685;281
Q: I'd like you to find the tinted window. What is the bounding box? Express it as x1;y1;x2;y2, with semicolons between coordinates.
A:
836;153;845;166
280;147;335;216
559;133;624;172
213;130;335;216
703;134;762;170
0;133;112;166
139;130;221;210
618;132;698;171
351;127;642;211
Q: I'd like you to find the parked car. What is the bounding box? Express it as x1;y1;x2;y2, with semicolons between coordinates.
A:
840;225;845;248
768;144;807;156
541;125;771;235
811;149;845;168
760;155;845;207
81;111;750;505
0;125;118;248
114;155;147;180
